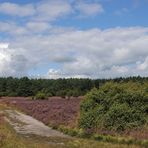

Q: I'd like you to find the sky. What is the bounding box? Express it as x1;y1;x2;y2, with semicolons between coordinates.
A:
0;0;148;79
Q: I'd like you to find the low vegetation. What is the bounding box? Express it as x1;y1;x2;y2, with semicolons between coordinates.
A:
79;81;148;132
33;92;48;100
0;105;140;148
0;77;148;147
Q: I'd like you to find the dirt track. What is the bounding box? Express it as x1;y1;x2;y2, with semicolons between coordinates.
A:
4;109;68;138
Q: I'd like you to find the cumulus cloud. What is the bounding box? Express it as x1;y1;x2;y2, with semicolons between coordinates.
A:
46;68;89;79
137;56;148;71
0;1;72;21
75;2;104;16
0;43;35;77
26;21;51;32
0;2;35;17
0;43;8;49
0;1;147;79
0;0;104;21
1;27;147;78
34;0;73;21
0;22;28;35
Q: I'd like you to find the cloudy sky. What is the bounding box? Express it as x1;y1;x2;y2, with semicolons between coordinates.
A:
0;0;148;78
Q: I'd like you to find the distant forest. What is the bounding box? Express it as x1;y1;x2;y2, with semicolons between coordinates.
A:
0;76;147;97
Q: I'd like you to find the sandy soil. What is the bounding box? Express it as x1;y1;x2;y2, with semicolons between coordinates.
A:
4;109;69;138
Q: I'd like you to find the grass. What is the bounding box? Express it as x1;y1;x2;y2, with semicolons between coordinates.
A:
0;104;143;148
0;123;141;148
55;125;148;147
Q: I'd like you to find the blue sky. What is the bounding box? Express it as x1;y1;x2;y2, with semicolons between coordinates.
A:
0;0;148;78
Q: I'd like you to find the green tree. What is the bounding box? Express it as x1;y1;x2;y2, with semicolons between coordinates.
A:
17;77;33;96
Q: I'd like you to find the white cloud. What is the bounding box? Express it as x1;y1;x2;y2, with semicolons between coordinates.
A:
34;0;73;21
113;48;129;60
0;43;35;77
137;56;148;71
26;22;51;32
46;68;89;79
111;66;129;74
0;1;147;79
75;2;104;16
0;2;35;17
47;69;63;79
0;27;148;78
0;1;104;21
0;43;9;49
0;1;72;21
0;22;28;35
0;21;52;35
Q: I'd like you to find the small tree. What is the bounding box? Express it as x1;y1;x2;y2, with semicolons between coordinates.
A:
56;90;67;98
35;92;48;100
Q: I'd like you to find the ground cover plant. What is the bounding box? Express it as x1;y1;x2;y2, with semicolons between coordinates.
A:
0;104;141;148
2;97;82;126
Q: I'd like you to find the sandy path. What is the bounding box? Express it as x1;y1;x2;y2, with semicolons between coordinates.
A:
4;109;68;138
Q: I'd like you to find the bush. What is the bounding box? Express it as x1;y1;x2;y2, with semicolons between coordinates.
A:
46;92;53;97
72;89;81;97
56;90;67;98
79;82;148;132
66;90;73;98
34;92;48;100
104;103;145;131
7;92;18;97
66;89;81;98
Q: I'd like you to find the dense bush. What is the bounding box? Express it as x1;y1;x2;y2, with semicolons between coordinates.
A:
56;90;67;98
34;92;48;100
66;89;82;98
79;82;148;132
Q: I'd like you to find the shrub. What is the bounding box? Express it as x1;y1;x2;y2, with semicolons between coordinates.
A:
104;103;145;131
35;92;48;100
0;92;7;97
66;90;73;98
72;89;81;97
56;90;67;98
7;92;18;97
46;92;53;97
79;82;148;132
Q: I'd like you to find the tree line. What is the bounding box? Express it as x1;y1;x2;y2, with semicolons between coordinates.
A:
0;76;147;97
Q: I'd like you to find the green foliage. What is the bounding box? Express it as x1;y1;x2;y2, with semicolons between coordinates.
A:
72;89;81;97
34;92;48;100
104;103;145;131
17;77;33;97
56;90;67;98
66;89;82;98
66;90;73;98
40;88;53;97
7;92;18;97
0;77;97;97
0;76;147;97
79;81;148;132
46;92;53;97
53;125;148;147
